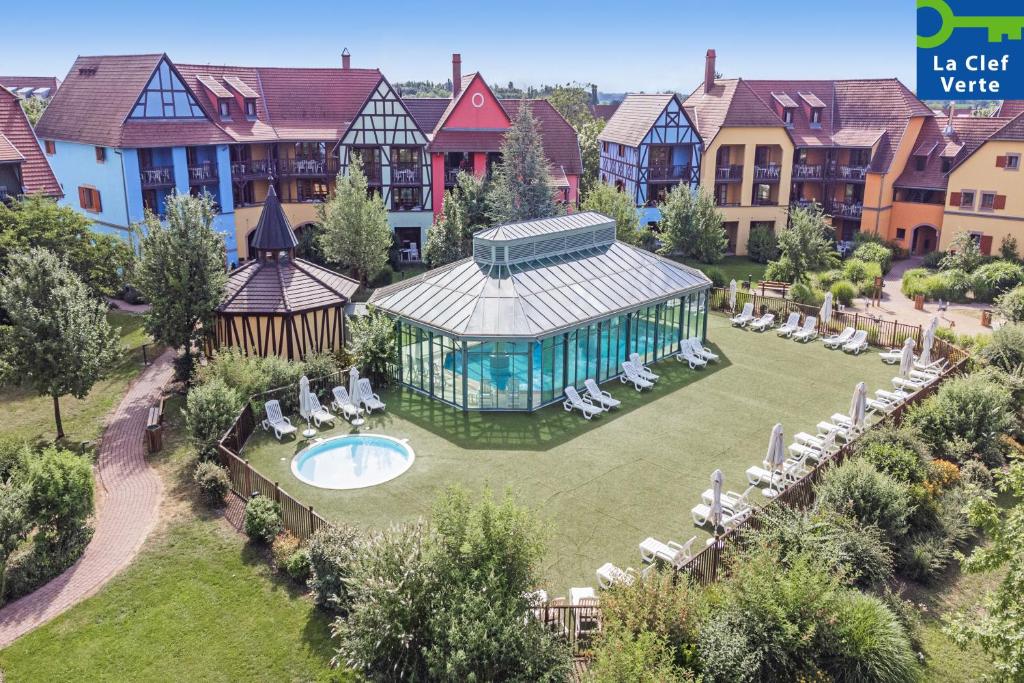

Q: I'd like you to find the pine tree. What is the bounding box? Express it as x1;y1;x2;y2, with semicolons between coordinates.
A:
0;248;120;439
424;190;468;267
319;155;393;285
487;103;559;224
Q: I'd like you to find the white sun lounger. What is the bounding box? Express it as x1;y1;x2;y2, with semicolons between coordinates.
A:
596;562;642;589
914;358;946;376
620;361;654;390
777;312;801;337
842;330;869;354
817;420;854;442
691;501;753;528
628;353;659;382
892;376;925;393
261;399;297;440
730;302;755;327
749;313;775;332
876;388;911;404
822;327;855;349
305;394;335;427
639;536;697;569
675;345;708;369
357;378;386;413
879;348;912;364
687;337;719;362
584;378;620;411
746;455;807;487
792;317;818;342
331;386;364;421
701;485;758;513
563;386;603;420
793;429;839;458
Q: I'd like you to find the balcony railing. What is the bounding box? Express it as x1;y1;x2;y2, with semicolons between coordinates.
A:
715;164;743;182
792;163;823;179
790;198;820;210
188;162;218;184
752;197;779;206
833;201;863;218
648;164;693;181
444;167;464;185
391;163;422;185
140;166;174;188
277;158;340;178
837;165;869;181
231;159;275;180
754;164;781;181
714;199;741;207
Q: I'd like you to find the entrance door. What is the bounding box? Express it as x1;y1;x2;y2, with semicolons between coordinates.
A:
911;225;938;255
395;227;422;263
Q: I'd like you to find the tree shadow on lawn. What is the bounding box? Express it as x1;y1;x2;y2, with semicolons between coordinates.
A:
374;344;732;452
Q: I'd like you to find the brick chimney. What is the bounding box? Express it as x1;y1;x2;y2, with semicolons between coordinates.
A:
341;48;351;70
704;49;717;94
591;84;598;105
452;53;462;97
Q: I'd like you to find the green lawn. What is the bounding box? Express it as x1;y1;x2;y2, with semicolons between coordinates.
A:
678;255;768;284
0;310;157;445
243;314;895;592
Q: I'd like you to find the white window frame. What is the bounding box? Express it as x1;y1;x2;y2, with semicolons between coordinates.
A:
1006;153;1021;170
960;189;976;209
979;191;996;211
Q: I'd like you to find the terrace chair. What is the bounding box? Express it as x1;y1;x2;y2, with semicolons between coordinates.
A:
876;388;911;404
563;386;603;420
620;361;654;391
892;376;926;393
596;563;642;589
914;358;947;376
639;536;697;570
628;353;660;382
823;326;855;349
730;302;755;327
330;386;364;421
584;378;621;411
305;394;335;428
842;330;869;354
691;498;753;528
746;458;804;488
675;344;708;370
817;420;854;443
777;312;801;337
829;411;867;436
701;485;758;513
261;399;297;441
867;395;898;414
749;313;776;332
792;428;839;460
575;597;602;640
792;316;818;342
879;347;914;364
357;378;386;413
687;337;720;362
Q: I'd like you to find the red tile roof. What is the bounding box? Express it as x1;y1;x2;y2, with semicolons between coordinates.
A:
0;134;24;162
590;102;620;122
893;114;1011;190
0;76;60;95
403;98;449;131
599;93;677;147
219;257;359;314
997;100;1024;118
502;99;582;175
989;112;1024;141
683;80;784;145
0;86;61;196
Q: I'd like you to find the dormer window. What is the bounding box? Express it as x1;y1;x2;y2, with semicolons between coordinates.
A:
915;155;926;171
810;108;822;127
244;98;257;119
941;157;953;173
782;108;794;126
218;99;230;119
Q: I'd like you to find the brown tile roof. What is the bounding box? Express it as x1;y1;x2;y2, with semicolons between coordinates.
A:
989;112;1024;141
590;102;620;122
772;92;798;108
403;98;449;131
598;93;676;147
502;99;582;175
683;80;784;145
0;86;61;196
219;257;358;314
894;115;1011;190
0;76;60;96
997;100;1024;117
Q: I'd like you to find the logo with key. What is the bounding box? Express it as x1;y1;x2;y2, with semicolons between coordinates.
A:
917;0;1024;98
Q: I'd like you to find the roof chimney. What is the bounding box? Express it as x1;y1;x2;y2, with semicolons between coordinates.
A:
452;53;462;97
943;100;955;135
341;48;351;70
591;84;598;105
704;49;717;94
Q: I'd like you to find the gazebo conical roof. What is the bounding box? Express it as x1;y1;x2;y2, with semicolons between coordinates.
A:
250;185;299;253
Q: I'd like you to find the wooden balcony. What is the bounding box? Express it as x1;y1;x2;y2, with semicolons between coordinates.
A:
836;165;869;182
391;163;422;185
188;162;218;184
792;163;823;179
140;166;174;188
753;164;781;182
231;159;275;180
648;164;694;181
833;201;864;218
277;158;340;178
715;164;743;182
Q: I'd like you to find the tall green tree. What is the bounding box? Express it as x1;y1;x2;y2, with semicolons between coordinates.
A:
775;204;837;282
942;231;985;272
657;185;727;263
577;118;606;199
581;182;642;245
424;172;491;267
20;97;47;126
135;192;227;374
348;310;398;384
487;103;559;224
0;248;120;438
547;84;593;130
318;156;392;285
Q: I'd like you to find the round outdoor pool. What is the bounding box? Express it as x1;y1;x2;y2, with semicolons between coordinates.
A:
291;434;415;490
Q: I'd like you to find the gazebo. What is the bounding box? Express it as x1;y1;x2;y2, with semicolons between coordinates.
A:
214;186;359;359
368;212;712;411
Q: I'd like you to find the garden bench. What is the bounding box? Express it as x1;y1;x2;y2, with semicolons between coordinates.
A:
145;403;163;453
757;280;790;297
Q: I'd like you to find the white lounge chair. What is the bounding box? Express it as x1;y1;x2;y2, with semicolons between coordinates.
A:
357;378;386;413
305;394;335;427
584;378;621;411
639;536;697;569
793;429;839;459
823;327;855;349
749;313;775;332
892;376;925;393
792;317;818;342
879;348;912;365
701;485;758;513
675;345;708;369
842;330;869;354
261;399;297;440
563;386;603;420
331;386;364;421
777;312;801;337
914;358;946;376
620;361;654;390
876;388;911;404
596;562;642;589
691;500;752;528
730;302;755;327
628;353;659;382
687;337;720;362
817;420;854;443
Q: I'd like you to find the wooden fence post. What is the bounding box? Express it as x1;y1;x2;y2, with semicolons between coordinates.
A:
244;459;252;496
274;482;281;503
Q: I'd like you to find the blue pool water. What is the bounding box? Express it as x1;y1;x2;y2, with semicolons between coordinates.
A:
291;435;415;490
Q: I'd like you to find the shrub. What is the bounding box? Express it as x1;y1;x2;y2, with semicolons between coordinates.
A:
859;442;928;485
816;268;845;290
746;226;779;263
997;286;1024;324
702;266;726;288
842;258;882;285
899;532;953;583
925;459;961;494
307;523;362;612
696;610;759;683
939;268;973;302
3;521;93;603
184;378;243;460
972;261;1024;302
192;461;230;506
901;267;931;298
1000;234;1020;261
286;548;311;583
816;460;913;541
272;531;301;573
173;352;196;383
764;256;795;282
853;241;894;274
922;250;946;270
589;630;693;682
960;460;995;490
854;423;931;465
23;447;94;532
301;352;342;382
822;590;921;682
830;279;858;306
942;231;986;272
982;323;1024;371
789;282;824;306
0;439;29;482
243;495;282;544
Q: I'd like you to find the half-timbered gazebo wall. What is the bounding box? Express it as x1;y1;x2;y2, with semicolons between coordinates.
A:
215;305;346;360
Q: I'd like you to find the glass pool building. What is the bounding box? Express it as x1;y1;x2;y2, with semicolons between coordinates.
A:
368;212;712;411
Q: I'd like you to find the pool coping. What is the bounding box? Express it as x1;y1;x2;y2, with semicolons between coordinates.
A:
289;433;416;490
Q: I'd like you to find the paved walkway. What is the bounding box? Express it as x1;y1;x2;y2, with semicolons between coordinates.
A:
106;297;151;314
0;349;174;647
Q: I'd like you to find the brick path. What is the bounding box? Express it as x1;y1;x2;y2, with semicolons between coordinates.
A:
0;350;174;647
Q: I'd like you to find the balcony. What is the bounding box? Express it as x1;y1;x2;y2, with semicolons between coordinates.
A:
715;164;743;182
231;158;275;180
391;163;422;185
792;163;823;179
754;165;781;182
277;157;340;178
833;202;863;218
140;166;174;188
714;199;741;207
648;164;694;181
188;162;218;184
837;165;869;181
752;197;779;206
790;198;821;210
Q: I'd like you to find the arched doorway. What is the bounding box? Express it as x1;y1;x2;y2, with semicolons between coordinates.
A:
910;224;939;255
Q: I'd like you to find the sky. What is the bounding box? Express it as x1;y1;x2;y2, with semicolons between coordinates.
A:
0;0;916;93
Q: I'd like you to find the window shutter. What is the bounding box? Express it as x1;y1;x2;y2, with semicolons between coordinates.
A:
994;194;1007;209
996;156;1008;167
980;235;993;255
93;189;102;213
949;192;961;206
78;186;87;208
